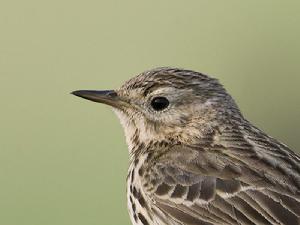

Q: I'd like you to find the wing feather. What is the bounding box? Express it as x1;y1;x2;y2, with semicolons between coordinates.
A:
140;125;300;225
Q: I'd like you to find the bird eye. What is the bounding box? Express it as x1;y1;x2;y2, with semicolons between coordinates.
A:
150;97;169;111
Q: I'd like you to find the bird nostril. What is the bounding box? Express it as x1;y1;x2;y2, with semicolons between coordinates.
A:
107;91;118;98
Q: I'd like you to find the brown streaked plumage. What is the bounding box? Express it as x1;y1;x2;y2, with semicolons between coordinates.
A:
72;67;300;225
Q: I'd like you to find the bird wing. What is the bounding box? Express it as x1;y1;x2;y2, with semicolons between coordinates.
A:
143;125;300;225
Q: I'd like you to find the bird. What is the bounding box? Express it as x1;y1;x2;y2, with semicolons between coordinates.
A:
72;67;300;225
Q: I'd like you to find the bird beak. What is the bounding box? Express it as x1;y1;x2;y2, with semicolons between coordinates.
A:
71;90;122;108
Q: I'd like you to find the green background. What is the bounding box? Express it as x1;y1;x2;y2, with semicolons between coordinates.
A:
1;1;300;225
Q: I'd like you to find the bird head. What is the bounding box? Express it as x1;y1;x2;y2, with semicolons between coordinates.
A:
72;67;241;152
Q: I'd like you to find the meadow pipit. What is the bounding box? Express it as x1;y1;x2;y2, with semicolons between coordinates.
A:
72;67;300;225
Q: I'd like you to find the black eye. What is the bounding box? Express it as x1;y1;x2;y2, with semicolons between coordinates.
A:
151;97;169;111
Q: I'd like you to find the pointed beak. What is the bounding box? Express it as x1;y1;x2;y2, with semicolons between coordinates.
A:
71;90;123;108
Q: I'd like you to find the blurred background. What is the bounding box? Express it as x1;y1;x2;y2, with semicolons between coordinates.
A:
0;1;299;225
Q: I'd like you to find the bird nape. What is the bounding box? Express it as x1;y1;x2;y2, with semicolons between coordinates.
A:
73;67;300;225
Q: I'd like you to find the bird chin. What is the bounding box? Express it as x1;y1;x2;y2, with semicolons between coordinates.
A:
112;108;137;152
